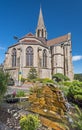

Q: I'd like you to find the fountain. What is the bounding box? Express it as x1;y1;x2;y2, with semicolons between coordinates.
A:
27;83;71;130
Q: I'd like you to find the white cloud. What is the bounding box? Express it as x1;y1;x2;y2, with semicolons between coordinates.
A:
0;47;5;50
72;55;82;61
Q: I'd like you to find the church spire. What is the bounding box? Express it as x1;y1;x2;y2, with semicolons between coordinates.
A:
37;7;45;28
36;7;47;40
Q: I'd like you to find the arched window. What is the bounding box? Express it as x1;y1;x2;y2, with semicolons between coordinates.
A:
12;48;16;67
26;46;33;66
43;49;47;67
42;29;44;37
38;30;40;37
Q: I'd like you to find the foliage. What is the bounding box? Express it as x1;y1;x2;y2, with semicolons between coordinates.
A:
72;105;82;130
16;90;25;97
60;85;69;97
34;78;54;84
28;67;37;79
20;114;40;130
52;73;70;82
7;78;14;86
29;84;43;96
27;78;32;82
74;74;82;82
62;81;72;87
67;81;82;106
42;78;54;84
0;69;10;100
27;77;54;84
21;77;26;83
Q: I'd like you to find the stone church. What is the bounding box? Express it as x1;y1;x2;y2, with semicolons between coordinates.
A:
4;7;73;81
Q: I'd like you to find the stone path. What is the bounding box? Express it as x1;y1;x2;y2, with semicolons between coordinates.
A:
0;122;13;130
0;102;48;130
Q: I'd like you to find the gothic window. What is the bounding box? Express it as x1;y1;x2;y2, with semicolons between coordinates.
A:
38;29;40;37
12;48;17;67
42;29;44;37
26;46;33;66
43;49;47;67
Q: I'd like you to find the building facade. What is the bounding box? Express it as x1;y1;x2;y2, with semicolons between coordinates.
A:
4;7;73;81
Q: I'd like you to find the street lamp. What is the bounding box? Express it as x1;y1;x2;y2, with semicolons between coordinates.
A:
14;36;22;86
37;47;42;78
18;47;22;86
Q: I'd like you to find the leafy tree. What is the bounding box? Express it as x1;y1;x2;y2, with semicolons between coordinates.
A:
28;67;37;79
20;114;40;130
0;69;10;101
52;73;69;82
74;74;82;82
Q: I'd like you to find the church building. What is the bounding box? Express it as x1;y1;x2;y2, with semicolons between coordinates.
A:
4;7;73;81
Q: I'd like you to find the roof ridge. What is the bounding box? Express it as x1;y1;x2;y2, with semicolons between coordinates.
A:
47;33;70;46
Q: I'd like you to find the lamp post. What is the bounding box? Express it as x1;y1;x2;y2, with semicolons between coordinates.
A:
14;36;22;86
37;47;42;78
18;47;22;86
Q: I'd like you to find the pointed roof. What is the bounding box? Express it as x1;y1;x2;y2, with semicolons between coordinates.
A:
37;7;45;28
47;34;70;46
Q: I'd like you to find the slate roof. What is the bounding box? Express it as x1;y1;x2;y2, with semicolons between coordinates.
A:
47;34;69;46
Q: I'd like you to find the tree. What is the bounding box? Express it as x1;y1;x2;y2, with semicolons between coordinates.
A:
28;67;37;79
74;74;82;81
0;69;10;101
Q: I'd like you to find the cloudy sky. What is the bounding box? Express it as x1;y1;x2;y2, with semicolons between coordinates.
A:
0;0;82;73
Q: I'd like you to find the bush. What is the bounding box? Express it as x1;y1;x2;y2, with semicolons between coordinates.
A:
28;67;37;79
74;74;82;82
21;77;26;83
52;73;69;82
20;114;40;130
67;81;82;106
72;105;82;130
16;90;25;97
63;81;72;87
7;78;14;86
0;69;10;101
34;78;54;84
42;78;54;84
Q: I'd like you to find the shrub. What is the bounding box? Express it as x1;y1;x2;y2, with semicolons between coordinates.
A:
28;67;37;79
42;78;54;84
27;78;31;82
62;81;72;87
16;90;25;97
7;78;14;86
29;84;41;94
35;78;54;84
52;73;69;82
67;81;82;106
21;77;26;83
72;105;82;130
20;114;40;130
0;69;10;101
74;74;82;82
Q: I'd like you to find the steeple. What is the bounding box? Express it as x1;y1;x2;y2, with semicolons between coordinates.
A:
37;7;45;28
36;7;47;40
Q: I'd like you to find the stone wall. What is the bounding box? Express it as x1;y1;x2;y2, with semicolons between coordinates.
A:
4;42;51;80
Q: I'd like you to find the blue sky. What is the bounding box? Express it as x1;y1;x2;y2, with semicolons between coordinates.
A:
0;0;82;74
